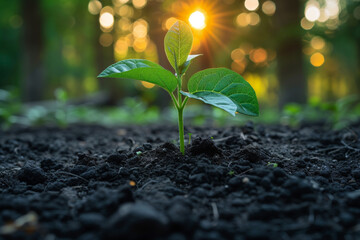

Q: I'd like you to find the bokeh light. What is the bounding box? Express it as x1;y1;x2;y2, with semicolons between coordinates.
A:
244;0;259;11
115;38;128;59
300;17;314;30
99;33;113;47
326;18;339;30
236;13;260;27
305;4;320;22
133;0;147;9
236;13;248;27
231;48;245;61
101;6;114;15
118;18;132;32
310;36;325;50
88;0;102;15
317;9;329;23
118;5;134;18
310;52;325;67
133;19;148;39
125;33;134;47
248;12;260;26
231;61;247;74
250;48;267;63
189;11;206;30
262;1;276;16
165;17;178;30
325;0;340;19
133;37;149;52
99;12;114;29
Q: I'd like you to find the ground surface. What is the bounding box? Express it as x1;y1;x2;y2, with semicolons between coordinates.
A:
0;122;360;240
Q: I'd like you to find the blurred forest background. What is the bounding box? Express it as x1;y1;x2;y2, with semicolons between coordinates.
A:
0;0;359;128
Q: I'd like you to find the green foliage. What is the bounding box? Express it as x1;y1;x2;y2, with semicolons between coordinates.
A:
164;20;193;75
0;89;21;129
98;21;259;154
98;59;177;93
54;88;69;127
180;54;202;75
54;88;69;103
181;68;259;116
281;96;360;129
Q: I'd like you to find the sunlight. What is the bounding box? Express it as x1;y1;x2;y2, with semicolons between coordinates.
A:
168;0;237;57
189;11;206;30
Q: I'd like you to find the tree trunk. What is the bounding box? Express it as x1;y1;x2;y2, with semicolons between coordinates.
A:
356;41;360;94
275;0;307;108
22;0;44;102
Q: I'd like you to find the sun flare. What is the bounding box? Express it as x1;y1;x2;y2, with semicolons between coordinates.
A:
189;11;206;30
169;0;237;59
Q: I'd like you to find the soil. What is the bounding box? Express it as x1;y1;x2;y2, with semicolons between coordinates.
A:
0;121;360;240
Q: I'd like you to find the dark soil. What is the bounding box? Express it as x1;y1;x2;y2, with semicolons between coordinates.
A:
0;122;360;240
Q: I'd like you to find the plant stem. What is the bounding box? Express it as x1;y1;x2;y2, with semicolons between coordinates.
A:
177;107;185;154
175;74;186;155
170;92;179;108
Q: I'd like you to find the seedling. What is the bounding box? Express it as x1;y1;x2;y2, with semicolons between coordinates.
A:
98;21;259;154
188;133;192;145
267;162;278;168
54;88;68;127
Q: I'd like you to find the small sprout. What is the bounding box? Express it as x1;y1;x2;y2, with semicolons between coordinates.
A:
54;88;68;103
267;162;278;168
228;170;235;176
188;133;192;145
98;21;259;155
54;88;69;127
129;180;136;186
136;151;142;156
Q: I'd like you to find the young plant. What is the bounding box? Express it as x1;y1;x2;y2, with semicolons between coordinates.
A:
98;21;259;154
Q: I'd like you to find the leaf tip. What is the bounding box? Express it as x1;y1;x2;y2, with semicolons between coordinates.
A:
97;71;108;78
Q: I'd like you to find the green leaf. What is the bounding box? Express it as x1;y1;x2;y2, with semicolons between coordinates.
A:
181;68;259;116
164;20;193;74
98;59;177;93
180;54;202;75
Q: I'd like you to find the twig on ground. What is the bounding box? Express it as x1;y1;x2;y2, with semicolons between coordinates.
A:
56;171;89;183
341;140;360;152
237;168;253;177
211;202;219;221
